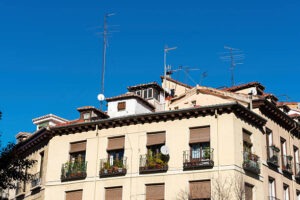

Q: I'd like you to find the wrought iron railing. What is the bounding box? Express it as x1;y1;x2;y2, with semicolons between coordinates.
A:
99;157;127;178
139;153;168;174
61;161;87;182
243;151;260;174
282;155;293;174
183;148;214;170
267;146;280;167
31;172;41;188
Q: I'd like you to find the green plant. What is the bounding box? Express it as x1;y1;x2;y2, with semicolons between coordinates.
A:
103;161;110;170
115;160;124;168
203;147;211;159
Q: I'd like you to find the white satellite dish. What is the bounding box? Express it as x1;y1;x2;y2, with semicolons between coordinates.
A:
160;145;170;155
97;94;105;101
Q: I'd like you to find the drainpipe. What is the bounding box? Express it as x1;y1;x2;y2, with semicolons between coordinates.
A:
215;109;220;176
93;124;100;200
249;93;253;111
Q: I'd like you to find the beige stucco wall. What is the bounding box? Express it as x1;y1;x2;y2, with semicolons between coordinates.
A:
40;112;266;200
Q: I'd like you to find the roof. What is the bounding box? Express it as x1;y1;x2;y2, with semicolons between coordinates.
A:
32;114;68;123
77;106;109;119
160;76;193;89
223;82;265;93
127;82;164;92
106;92;155;110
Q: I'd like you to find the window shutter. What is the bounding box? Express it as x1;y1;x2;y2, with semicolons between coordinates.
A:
245;183;253;200
243;130;252;144
70;141;86;153
146;184;164;200
105;187;122;200
147;132;165;146
189;126;210;144
189;180;211;199
118;102;126;111
107;136;125;151
66;190;82;200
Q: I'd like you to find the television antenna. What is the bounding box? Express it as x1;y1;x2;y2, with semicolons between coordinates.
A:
221;46;244;86
98;12;116;109
200;71;208;85
163;45;177;102
167;65;200;86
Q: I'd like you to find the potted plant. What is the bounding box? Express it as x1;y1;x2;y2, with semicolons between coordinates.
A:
116;160;124;172
203;147;211;159
271;145;280;152
103;162;110;174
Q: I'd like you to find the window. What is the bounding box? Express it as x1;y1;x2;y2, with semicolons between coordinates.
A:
191;100;196;107
39;151;44;179
105;187;122;200
136;90;141;96
83;112;91;121
243;129;252;153
283;184;289;200
117;102;126;111
66;190;82;200
294;146;299;175
147;132;165;154
189;180;211;200
296;190;300;200
146;184;164;200
189;126;211;160
268;177;276;199
245;183;253;200
69;141;86;163
107;136;125;166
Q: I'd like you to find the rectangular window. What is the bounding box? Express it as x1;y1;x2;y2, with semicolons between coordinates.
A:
147;132;165;155
283;184;289;200
245;183;253;200
66;190;82;200
189;180;211;200
136;90;141;96
296;190;300;200
294;146;299;175
148;88;153;99
189;127;211;161
268;177;276;199
105;187;122;200
69;141;86;163
107;136;125;165
189;126;210;144
39;151;44;179
117;102;126;111
243;129;252;152
146;184;164;200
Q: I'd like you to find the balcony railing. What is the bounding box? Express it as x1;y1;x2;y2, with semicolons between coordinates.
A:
61;161;87;182
295;163;300;180
282;155;293;174
243;151;260;174
31;172;41;189
183;148;214;170
99;157;127;178
139;153;168;174
267;146;280;167
268;196;280;200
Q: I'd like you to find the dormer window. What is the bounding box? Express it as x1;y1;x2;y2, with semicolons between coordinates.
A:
83;112;91;121
136;90;141;96
118;102;126;111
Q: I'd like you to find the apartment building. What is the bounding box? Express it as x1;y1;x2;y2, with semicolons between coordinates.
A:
10;78;300;200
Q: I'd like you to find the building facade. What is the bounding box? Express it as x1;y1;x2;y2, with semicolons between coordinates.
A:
10;78;300;200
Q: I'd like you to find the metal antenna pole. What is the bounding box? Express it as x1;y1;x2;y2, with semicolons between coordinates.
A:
99;13;115;109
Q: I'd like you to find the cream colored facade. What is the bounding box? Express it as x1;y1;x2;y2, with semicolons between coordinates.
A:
10;78;300;200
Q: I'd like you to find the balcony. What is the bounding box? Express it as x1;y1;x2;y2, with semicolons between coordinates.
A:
99;157;127;178
282;155;293;175
243;151;260;174
139;153;168;174
183;148;214;170
61;161;87;182
267;146;280;167
30;172;41;190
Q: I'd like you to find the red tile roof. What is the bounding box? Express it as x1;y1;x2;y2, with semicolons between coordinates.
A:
160;76;193;89
223;82;265;92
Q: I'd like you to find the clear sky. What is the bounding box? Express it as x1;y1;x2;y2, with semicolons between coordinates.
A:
0;0;299;146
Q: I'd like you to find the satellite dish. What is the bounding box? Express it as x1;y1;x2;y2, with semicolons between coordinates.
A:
160;145;169;155
97;94;105;101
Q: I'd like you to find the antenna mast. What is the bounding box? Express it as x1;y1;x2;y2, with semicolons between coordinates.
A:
222;46;244;86
98;13;115;109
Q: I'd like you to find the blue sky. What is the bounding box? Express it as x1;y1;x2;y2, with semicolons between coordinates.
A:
0;0;299;146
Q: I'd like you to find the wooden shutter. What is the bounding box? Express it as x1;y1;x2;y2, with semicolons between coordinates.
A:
105;187;122;200
189;126;210;144
66;190;82;200
70;141;86;153
147;132;165;146
243;130;252;144
189;180;211;199
107;136;125;151
245;183;253;200
118;102;126;111
146;184;164;200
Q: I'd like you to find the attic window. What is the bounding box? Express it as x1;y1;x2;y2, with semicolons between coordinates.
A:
118;102;126;111
83;112;91;121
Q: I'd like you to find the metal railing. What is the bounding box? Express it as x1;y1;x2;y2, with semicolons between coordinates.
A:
183;148;214;170
99;157;127;177
243;151;260;174
31;172;41;188
267;146;280;167
139;153;169;174
282;155;293;174
61;161;87;182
